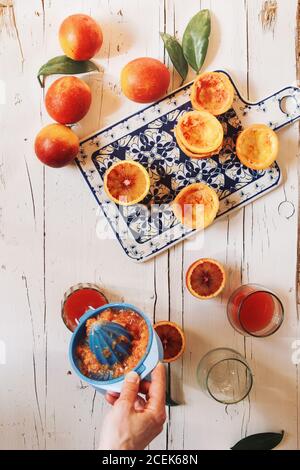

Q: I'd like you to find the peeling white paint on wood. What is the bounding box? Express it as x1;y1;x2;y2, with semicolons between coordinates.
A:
0;0;299;450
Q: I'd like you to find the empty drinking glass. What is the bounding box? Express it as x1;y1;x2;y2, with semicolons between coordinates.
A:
197;348;253;404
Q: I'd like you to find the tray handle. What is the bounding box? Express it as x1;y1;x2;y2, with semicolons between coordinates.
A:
259;86;300;131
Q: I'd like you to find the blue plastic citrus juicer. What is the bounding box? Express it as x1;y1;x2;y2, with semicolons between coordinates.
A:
88;318;133;380
69;303;164;393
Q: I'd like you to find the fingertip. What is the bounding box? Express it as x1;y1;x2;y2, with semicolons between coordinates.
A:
107;391;120;397
105;391;120;405
105;394;115;406
125;370;140;384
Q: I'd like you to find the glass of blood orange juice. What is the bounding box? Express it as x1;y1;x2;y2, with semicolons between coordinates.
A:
227;284;284;337
62;283;108;332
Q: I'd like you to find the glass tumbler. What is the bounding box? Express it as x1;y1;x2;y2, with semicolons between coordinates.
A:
61;283;108;332
197;348;253;404
227;284;284;337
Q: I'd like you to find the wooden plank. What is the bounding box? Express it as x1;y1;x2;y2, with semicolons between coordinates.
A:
176;0;249;450
0;0;46;449
41;0;159;450
241;0;299;450
297;0;300;451
162;0;199;451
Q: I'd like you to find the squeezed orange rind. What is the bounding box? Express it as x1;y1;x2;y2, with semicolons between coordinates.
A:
191;71;234;116
175;126;223;159
236;124;279;170
176;110;224;155
172;182;219;230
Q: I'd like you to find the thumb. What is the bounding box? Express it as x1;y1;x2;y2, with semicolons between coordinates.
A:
118;371;140;407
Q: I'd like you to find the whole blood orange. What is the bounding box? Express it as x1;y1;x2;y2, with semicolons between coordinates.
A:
59;14;103;61
176;110;224;155
153;321;185;363
236;124;279;170
104;160;150;206
45;76;92;124
191;72;234;116
186;258;226;299
34;123;79;168
121;57;170;103
172;182;219;230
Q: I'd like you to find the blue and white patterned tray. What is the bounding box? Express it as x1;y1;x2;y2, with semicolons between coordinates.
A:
77;71;300;262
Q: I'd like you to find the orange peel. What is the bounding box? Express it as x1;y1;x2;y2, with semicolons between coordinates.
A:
191;71;234;116
175;127;223;159
176;110;224;155
172;182;219;230
236;124;279;170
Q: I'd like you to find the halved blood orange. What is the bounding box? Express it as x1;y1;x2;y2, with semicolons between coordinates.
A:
176;110;224;155
172;182;219;230
236;124;279;170
186;258;226;300
175;127;222;159
191;72;234;116
104;160;150;206
153;321;185;363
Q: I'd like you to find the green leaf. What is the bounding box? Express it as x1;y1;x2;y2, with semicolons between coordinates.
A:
182;9;211;73
165;391;180;407
37;55;99;87
231;431;284;450
160;32;188;81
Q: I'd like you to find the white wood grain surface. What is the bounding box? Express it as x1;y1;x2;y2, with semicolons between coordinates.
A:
0;0;299;450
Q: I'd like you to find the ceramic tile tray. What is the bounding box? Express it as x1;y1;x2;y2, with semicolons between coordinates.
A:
77;71;300;261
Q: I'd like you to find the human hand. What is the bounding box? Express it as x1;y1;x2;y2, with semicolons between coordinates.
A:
98;362;166;450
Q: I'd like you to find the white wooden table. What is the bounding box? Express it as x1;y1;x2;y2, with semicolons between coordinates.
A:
0;0;299;450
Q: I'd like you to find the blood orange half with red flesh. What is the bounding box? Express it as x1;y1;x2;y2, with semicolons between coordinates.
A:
186;258;226;300
104;160;150;206
154;321;185;363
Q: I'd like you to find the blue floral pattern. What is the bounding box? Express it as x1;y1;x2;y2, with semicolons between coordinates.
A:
75;71;297;262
